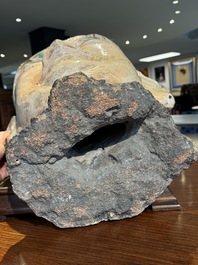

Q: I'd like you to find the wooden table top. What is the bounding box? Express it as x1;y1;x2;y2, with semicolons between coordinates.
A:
0;161;198;265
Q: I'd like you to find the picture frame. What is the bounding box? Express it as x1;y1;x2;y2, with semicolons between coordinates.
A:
138;67;148;77
169;57;197;95
154;66;165;83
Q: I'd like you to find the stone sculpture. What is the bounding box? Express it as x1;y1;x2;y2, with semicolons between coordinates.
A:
9;34;174;139
5;34;198;228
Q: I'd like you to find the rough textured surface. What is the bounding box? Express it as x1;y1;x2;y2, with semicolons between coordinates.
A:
6;73;198;228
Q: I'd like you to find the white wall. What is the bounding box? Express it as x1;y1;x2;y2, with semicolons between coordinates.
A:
136;54;198;96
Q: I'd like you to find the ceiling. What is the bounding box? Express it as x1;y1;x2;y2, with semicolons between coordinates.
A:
1;0;198;86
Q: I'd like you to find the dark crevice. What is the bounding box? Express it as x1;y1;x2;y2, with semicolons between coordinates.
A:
66;120;143;158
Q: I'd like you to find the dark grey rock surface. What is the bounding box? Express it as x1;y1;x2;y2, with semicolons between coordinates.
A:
6;72;198;228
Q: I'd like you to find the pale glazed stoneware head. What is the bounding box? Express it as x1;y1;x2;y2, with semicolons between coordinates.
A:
9;34;175;138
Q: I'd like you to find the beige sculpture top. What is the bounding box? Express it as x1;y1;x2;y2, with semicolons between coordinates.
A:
9;34;175;138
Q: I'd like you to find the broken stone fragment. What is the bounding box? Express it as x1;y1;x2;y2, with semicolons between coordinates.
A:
6;73;198;228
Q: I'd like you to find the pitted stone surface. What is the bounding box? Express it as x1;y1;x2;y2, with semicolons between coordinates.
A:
6;72;198;228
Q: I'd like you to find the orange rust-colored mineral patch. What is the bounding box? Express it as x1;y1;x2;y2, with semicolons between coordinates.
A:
32;189;50;199
174;150;193;164
73;207;89;218
86;94;120;118
127;101;138;116
23;132;46;149
67;73;89;88
112;86;122;93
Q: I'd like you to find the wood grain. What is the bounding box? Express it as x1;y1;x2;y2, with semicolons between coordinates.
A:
0;161;198;264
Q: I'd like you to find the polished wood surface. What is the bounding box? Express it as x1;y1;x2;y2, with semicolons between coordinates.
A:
0;162;198;265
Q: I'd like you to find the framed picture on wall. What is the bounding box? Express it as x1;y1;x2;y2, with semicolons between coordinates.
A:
169;57;196;94
138;67;149;77
154;66;165;82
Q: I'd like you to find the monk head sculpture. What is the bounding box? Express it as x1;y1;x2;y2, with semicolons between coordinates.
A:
10;34;174;137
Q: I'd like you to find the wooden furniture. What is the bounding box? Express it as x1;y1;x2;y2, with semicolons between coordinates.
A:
172;83;198;114
0;89;15;131
0;161;198;264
